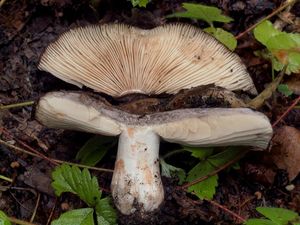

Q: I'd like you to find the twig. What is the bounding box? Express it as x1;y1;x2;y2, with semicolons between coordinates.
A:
0;138;114;173
235;0;297;40
0;101;35;110
206;199;246;223
30;193;40;223
46;198;57;225
181;151;247;189
9;217;37;225
0;174;13;182
1;127;58;165
272;96;300;127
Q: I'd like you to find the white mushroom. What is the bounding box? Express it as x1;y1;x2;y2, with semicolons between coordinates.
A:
36;23;272;215
36;91;272;215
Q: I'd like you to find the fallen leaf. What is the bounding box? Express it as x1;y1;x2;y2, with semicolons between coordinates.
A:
270;126;300;181
286;74;300;95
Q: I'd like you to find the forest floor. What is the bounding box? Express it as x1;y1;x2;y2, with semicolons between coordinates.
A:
0;0;300;224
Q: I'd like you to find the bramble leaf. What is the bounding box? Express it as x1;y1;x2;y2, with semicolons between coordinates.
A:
160;158;186;184
256;207;299;225
51;208;94;225
76;136;115;167
95;197;117;225
52;164;101;207
183;146;214;160
204;27;237;50
166;3;233;25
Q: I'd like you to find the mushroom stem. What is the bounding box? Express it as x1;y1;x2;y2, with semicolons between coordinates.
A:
111;127;164;215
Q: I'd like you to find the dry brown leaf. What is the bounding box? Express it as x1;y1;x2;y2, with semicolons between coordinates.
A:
286;74;300;95
271;126;300;181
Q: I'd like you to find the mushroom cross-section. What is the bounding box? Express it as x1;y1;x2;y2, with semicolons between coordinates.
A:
36;92;273;215
36;23;273;215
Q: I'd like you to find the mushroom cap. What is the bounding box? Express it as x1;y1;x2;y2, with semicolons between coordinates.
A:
39;24;257;97
36;92;272;149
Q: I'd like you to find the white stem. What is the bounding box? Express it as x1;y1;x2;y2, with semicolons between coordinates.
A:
111;127;164;215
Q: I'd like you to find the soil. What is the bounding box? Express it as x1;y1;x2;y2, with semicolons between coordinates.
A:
1;0;300;225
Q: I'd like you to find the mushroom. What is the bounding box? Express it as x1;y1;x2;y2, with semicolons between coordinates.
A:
36;24;273;215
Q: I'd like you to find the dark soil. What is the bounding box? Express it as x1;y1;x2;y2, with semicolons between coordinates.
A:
1;0;300;224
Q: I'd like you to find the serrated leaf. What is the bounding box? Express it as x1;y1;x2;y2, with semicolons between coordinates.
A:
76;136;115;167
256;207;299;225
278;84;293;97
51;208;94;225
166;3;233;25
52;164;101;207
254;20;281;46
160;158;186;184
186;161;217;199
186;148;243;199
95;197;117;225
0;210;11;225
188;174;218;199
245;219;278;225
204;27;237;50
183;146;214;160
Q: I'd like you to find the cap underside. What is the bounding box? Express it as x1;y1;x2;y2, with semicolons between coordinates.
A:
39;24;257;97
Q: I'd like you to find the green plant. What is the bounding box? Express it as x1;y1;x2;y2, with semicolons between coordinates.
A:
161;147;244;200
245;207;300;225
76;135;116;167
166;3;237;50
51;164;117;225
253;20;300;96
130;0;149;7
0;210;11;225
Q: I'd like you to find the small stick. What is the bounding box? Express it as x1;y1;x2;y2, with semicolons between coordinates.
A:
235;0;296;40
0;138;114;173
0;174;13;182
30;193;41;223
272;96;300;127
46;198;57;225
0;101;35;110
206;199;246;223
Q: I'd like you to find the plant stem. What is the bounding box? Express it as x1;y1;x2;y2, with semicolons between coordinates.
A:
0;174;12;182
0;101;34;110
0;139;113;173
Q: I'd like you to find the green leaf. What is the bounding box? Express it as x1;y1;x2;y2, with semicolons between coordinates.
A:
254;20;281;46
160;158;186;185
204;27;237;50
186;148;243;199
245;219;278;225
0;211;11;225
95;197;117;225
130;0;149;7
76;136;115;167
183;146;214;160
51;208;94;225
267;33;297;50
166;3;233;25
256;207;299;225
52;164;101;207
188;174;218;200
278;84;293;97
186;161;217;199
207;147;242;167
